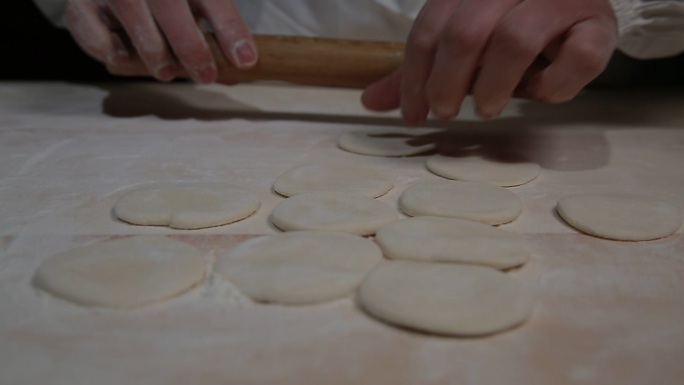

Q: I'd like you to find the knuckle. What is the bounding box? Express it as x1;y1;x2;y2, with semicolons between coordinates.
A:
571;43;608;75
408;29;439;56
444;24;488;54
492;22;538;58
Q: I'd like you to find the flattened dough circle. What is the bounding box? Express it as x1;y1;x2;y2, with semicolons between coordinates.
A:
216;232;383;305
557;193;683;241
426;154;540;187
399;180;522;225
375;216;530;269
338;131;436;157
33;236;206;308
114;182;260;229
273;164;394;197
270;192;398;235
359;261;534;336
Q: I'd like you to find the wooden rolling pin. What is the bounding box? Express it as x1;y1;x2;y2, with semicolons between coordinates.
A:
109;35;405;88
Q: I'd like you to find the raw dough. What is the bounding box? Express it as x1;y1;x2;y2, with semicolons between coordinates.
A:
358;261;534;336
270;192;398;235
557;193;683;241
374;216;530;269
215;232;383;305
114;182;260;229
426;154;540;187
33;236;206;308
399;180;522;225
338;131;436;157
273;164;394;197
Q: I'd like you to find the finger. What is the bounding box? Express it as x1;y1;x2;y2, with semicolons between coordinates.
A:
472;0;573;118
401;0;460;126
425;0;520;120
361;68;402;112
147;0;216;83
512;38;561;99
196;0;257;69
523;20;615;103
64;0;130;65
108;0;177;81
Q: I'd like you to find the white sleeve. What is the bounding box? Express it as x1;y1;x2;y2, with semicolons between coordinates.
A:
610;0;684;59
38;0;684;60
33;0;68;27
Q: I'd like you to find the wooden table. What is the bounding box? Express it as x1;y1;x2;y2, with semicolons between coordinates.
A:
1;82;683;385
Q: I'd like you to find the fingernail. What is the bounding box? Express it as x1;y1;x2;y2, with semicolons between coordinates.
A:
108;37;131;65
232;39;257;68
476;105;502;120
431;105;457;121
194;63;217;84
155;64;176;82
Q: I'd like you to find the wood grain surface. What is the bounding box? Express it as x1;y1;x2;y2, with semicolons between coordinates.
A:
0;82;683;385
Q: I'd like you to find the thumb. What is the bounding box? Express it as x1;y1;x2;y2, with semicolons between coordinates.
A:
196;0;257;69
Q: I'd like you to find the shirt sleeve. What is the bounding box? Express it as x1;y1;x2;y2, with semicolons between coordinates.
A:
35;0;684;59
610;0;684;59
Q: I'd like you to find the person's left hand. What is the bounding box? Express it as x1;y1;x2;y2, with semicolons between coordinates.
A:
361;0;618;125
64;0;256;83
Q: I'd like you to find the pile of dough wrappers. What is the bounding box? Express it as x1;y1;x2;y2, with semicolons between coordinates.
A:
33;129;684;337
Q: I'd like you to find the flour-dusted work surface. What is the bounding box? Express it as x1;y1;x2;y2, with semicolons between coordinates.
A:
1;82;684;384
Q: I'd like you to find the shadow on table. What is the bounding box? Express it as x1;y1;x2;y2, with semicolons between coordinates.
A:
95;83;684;172
97;82;684;127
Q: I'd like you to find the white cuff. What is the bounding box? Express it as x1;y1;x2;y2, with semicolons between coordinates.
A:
610;0;684;59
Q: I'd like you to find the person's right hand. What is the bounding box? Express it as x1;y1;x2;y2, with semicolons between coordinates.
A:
361;0;617;125
64;0;257;83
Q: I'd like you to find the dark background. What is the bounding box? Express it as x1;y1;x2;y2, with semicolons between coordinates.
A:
1;1;117;81
2;1;683;86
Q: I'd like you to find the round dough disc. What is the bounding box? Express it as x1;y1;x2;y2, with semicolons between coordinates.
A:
399;180;522;225
338;131;436;157
270;192;398;235
216;232;383;305
273;164;394;198
557;193;683;241
114;182;260;229
358;261;534;336
375;216;530;269
426;154;540;187
33;236;206;308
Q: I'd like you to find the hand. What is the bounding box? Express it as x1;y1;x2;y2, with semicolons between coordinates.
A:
362;0;617;125
64;0;257;83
